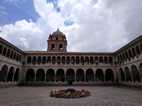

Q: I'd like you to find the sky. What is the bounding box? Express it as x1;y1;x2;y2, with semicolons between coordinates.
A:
0;0;142;52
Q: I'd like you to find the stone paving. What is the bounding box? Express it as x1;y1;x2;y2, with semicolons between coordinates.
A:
0;86;142;106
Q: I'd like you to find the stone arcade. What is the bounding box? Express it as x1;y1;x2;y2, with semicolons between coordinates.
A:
0;29;142;86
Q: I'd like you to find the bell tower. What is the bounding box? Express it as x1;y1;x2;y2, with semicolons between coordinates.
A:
47;29;67;52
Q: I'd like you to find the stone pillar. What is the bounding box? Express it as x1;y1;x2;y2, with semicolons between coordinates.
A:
84;70;86;82
44;70;46;82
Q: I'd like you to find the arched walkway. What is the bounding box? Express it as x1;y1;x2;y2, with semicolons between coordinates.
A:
66;69;75;82
125;67;132;82
14;68;19;82
131;65;141;82
7;67;15;82
86;69;94;82
46;69;55;82
105;69;114;82
56;69;65;82
26;69;35;82
95;69;104;81
76;69;85;81
0;65;8;82
119;68;125;82
36;69;45;81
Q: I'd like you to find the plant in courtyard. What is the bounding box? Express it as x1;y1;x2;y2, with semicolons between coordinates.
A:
50;88;90;98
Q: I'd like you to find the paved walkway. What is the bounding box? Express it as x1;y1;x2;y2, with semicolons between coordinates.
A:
0;86;142;106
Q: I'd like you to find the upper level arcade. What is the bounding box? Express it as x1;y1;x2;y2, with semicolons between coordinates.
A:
0;37;24;63
25;52;114;66
115;35;142;65
47;29;67;52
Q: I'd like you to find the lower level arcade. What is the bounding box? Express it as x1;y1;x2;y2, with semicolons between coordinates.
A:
0;63;141;85
24;64;142;84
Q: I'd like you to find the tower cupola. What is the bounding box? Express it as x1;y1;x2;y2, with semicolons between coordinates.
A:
47;29;67;52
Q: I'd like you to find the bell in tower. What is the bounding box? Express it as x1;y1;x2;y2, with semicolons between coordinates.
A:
47;29;67;52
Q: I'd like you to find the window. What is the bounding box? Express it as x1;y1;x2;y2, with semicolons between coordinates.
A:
136;45;140;55
3;47;7;56
27;56;32;64
59;44;63;50
42;56;46;64
37;56;41;64
132;48;136;57
0;45;3;54
51;44;55;50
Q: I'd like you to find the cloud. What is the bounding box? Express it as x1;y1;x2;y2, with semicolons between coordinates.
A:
0;0;142;52
0;20;45;50
0;6;7;16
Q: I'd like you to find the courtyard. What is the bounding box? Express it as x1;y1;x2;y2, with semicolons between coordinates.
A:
0;86;142;106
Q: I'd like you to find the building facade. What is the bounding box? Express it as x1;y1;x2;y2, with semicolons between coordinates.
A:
0;29;142;86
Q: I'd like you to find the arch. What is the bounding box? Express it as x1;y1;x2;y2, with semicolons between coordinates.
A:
76;69;85;81
115;71;119;83
128;49;132;58
13;52;16;60
10;51;13;59
6;49;10;57
42;56;46;64
139;63;142;79
104;56;108;64
105;69;114;82
7;67;15;82
119;68;125;82
46;69;55;82
36;69;45;81
32;56;36;64
131;65;141;82
37;56;41;64
61;56;65;64
66;69;75;82
76;56;80;64
120;54;123;62
141;43;142;52
51;44;55;50
66;56;70;64
90;56;94;64
2;47;7;56
80;56;84;65
125;67;132;82
0;65;8;81
95;69;104;81
52;56;56;64
26;69;35;82
109;56;113;64
59;44;63;50
47;56;51;64
86;69;94;82
71;56;75;64
56;69;65;82
85;56;89;64
57;56;61;64
136;45;140;55
14;68;20;82
99;56;103;63
132;48;136;57
0;44;3;54
95;56;98;62
27;56;32;64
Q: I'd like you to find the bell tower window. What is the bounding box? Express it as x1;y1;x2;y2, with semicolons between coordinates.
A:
59;44;63;50
51;44;55;50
